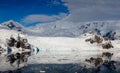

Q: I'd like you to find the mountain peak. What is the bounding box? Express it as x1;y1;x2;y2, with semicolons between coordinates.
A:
2;20;21;26
0;20;24;31
7;19;15;22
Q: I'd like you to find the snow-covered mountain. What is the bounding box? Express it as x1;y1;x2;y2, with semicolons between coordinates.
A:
0;20;120;72
0;20;25;31
29;20;120;39
0;20;120;40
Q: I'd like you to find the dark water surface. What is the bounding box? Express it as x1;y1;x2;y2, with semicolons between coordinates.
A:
1;63;120;73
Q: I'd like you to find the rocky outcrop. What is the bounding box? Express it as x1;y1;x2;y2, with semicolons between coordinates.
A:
85;33;114;49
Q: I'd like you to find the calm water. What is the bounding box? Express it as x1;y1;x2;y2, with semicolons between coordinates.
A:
0;47;120;73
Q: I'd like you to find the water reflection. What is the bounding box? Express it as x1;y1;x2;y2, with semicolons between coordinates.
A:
6;51;31;68
85;51;117;73
0;49;120;73
0;50;33;73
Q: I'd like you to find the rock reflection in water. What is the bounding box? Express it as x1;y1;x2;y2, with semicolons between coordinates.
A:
6;51;31;68
85;52;117;73
0;49;32;73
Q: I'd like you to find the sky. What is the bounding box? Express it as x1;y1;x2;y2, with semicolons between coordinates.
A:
0;0;120;27
63;0;120;23
0;0;69;26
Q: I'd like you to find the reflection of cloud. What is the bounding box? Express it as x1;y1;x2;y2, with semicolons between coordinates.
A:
62;0;120;22
22;13;67;24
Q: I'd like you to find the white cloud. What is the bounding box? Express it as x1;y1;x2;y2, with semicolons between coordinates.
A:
22;0;120;26
62;0;120;22
22;13;67;24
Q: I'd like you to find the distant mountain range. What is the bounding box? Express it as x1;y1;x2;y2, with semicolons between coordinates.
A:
0;20;120;39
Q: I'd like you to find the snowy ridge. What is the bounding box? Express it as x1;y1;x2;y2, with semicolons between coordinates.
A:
1;20;120;39
0;20;25;31
29;20;120;38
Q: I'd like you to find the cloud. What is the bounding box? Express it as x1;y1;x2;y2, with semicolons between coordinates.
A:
22;13;67;24
22;0;120;26
62;0;120;22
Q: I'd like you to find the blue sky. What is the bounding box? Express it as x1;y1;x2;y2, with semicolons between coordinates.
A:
0;0;120;27
0;0;69;26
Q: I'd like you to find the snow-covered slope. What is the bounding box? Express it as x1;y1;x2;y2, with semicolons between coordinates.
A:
29;20;120;39
1;20;120;39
